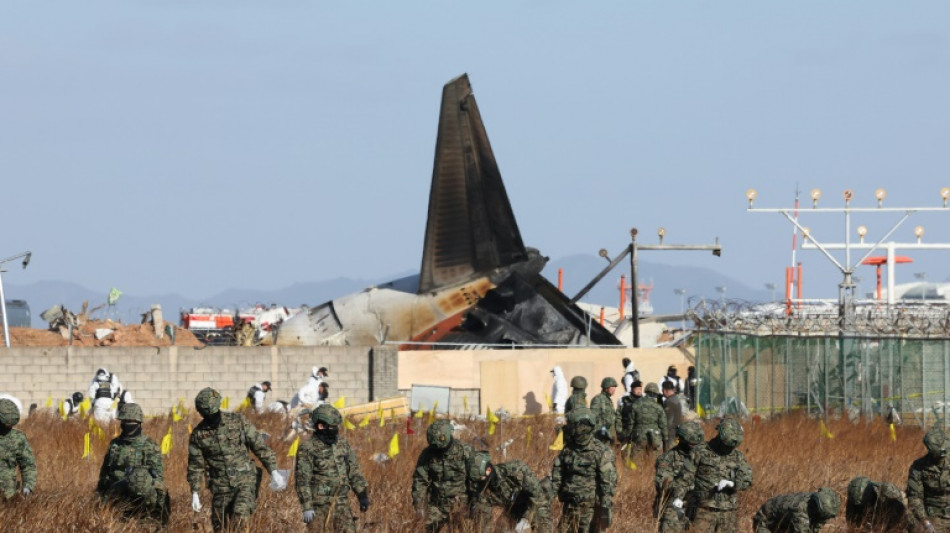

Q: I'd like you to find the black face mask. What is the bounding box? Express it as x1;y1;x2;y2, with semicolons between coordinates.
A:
121;421;142;439
204;411;222;427
316;426;339;444
0;425;10;436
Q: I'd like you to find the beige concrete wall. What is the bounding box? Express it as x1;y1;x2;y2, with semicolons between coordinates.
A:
0;346;398;415
398;348;693;415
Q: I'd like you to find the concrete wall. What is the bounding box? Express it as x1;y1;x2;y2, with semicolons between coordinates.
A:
398;347;693;416
0;345;399;415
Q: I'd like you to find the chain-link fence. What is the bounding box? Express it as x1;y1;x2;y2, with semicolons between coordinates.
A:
692;302;950;427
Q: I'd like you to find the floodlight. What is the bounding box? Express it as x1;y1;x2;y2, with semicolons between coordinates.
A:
657;227;666;244
630;227;638;238
802;227;811;241
875;188;886;207
941;187;950;207
857;225;867;243
745;188;757;208
598;248;609;260
843;189;854;205
810;188;821;207
915;225;925;243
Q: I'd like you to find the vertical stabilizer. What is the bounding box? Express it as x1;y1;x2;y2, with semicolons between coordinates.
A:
418;74;527;294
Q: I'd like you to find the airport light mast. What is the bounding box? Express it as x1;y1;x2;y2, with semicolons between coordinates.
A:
746;187;950;330
0;251;32;348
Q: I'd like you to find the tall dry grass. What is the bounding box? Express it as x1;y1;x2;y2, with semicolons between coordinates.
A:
0;410;924;532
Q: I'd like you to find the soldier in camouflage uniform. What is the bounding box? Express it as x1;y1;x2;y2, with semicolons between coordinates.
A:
467;450;554;533
187;387;287;532
845;476;907;531
628;383;669;453
412;419;475;532
295;404;369;532
565;376;588;414
907;426;950;533
96;403;169;526
616;380;643;444
551;407;617;532
654;421;704;532
590;377;618;444
0;398;35;500
751;487;840;533
688;418;753;533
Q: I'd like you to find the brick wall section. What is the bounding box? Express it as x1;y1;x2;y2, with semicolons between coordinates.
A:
0;346;384;415
370;346;399;401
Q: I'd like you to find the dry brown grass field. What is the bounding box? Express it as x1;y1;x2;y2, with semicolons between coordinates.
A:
0;409;926;532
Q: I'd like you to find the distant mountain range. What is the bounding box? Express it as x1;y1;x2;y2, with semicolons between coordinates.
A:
4;255;769;327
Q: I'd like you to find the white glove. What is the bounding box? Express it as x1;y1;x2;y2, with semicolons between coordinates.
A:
191;492;202;512
672;498;683;509
269;469;289;491
303;509;316;524
514;518;532;532
716;479;734;491
21;487;32;496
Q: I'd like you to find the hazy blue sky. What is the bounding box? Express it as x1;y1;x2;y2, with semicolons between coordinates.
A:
3;2;950;302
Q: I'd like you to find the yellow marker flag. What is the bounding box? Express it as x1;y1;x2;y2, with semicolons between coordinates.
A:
161;427;173;455
549;431;563;451
388;433;400;458
221;397;229;410
819;420;834;440
239;397;251;411
111;397;119;410
487;406;500;436
359;415;369;428
332;396;345;409
414;407;425;419
45;396;53;408
187;423;193;434
287;436;300;457
544;393;552;409
696;403;706;418
625;454;638;470
94;424;106;442
82;432;91;459
344;417;356;431
88;415;96;429
377;402;384;427
171;406;183;422
59;400;67;421
428;401;438;425
527;426;532;447
79;398;91;418
463;396;469;412
890;423;897;442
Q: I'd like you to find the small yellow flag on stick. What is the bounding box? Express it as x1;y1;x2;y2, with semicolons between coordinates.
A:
890;423;897;442
88;415;96;430
287;436;300;457
819;420;835;440
463;396;469;412
79;398;91;418
625;452;637;470
220;397;230;410
696;403;706;418
388;433;400;458
161;427;173;456
428;401;438;425
171;406;183;422
377;403;385;427
487;406;500;436
332;397;345;409
344;417;356;431
239;397;251;411
359;416;369;428
549;431;564;451
59;400;67;421
544;393;552;409
45;396;53;408
82;432;91;459
414;406;425;419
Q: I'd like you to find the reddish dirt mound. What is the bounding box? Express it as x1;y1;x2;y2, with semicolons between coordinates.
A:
8;320;203;347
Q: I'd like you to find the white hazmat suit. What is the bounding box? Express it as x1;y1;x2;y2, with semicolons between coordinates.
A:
550;366;568;414
87;368;124;423
290;366;324;409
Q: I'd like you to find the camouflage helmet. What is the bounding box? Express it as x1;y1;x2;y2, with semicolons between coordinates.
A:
877;482;902;502
675;421;705;446
427;419;454;450
570;376;587;389
566;407;596;428
809;487;841;520
311;404;343;427
924;426;949;458
466;450;492;481
194;387;222;417
716;418;744;447
644;382;660;395
847;476;871;505
0;399;19;427
601;377;618;389
117;403;144;423
126;466;156;497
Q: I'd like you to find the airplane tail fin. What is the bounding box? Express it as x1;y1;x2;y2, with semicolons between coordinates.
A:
418;74;527;294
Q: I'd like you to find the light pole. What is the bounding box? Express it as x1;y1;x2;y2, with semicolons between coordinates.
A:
674;288;686;329
765;283;777;302
715;285;727;305
0;251;32;348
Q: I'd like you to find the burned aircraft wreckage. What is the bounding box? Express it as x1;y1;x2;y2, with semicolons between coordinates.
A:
276;74;621;349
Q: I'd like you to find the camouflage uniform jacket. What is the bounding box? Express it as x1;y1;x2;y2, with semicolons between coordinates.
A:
564;391;587;414
187;412;278;494
691;441;753;510
472;460;546;522
663;393;690;443
631;397;669;449
589;392;617;441
654;446;696;510
0;429;36;497
907;454;950;521
97;433;165;494
411;439;475;507
551;439;617;509
616;395;640;442
754;492;829;533
295;435;367;511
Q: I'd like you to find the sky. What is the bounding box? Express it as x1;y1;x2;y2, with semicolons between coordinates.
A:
3;2;950;304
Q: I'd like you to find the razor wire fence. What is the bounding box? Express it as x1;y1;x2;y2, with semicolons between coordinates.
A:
690;300;950;427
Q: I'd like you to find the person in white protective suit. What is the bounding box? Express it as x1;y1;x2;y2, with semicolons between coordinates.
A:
87;368;128;422
550;366;568;414
621;357;639;397
290;366;328;409
246;381;271;412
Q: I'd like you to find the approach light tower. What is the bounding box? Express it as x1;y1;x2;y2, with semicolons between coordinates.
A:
0;251;32;348
746;187;950;331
